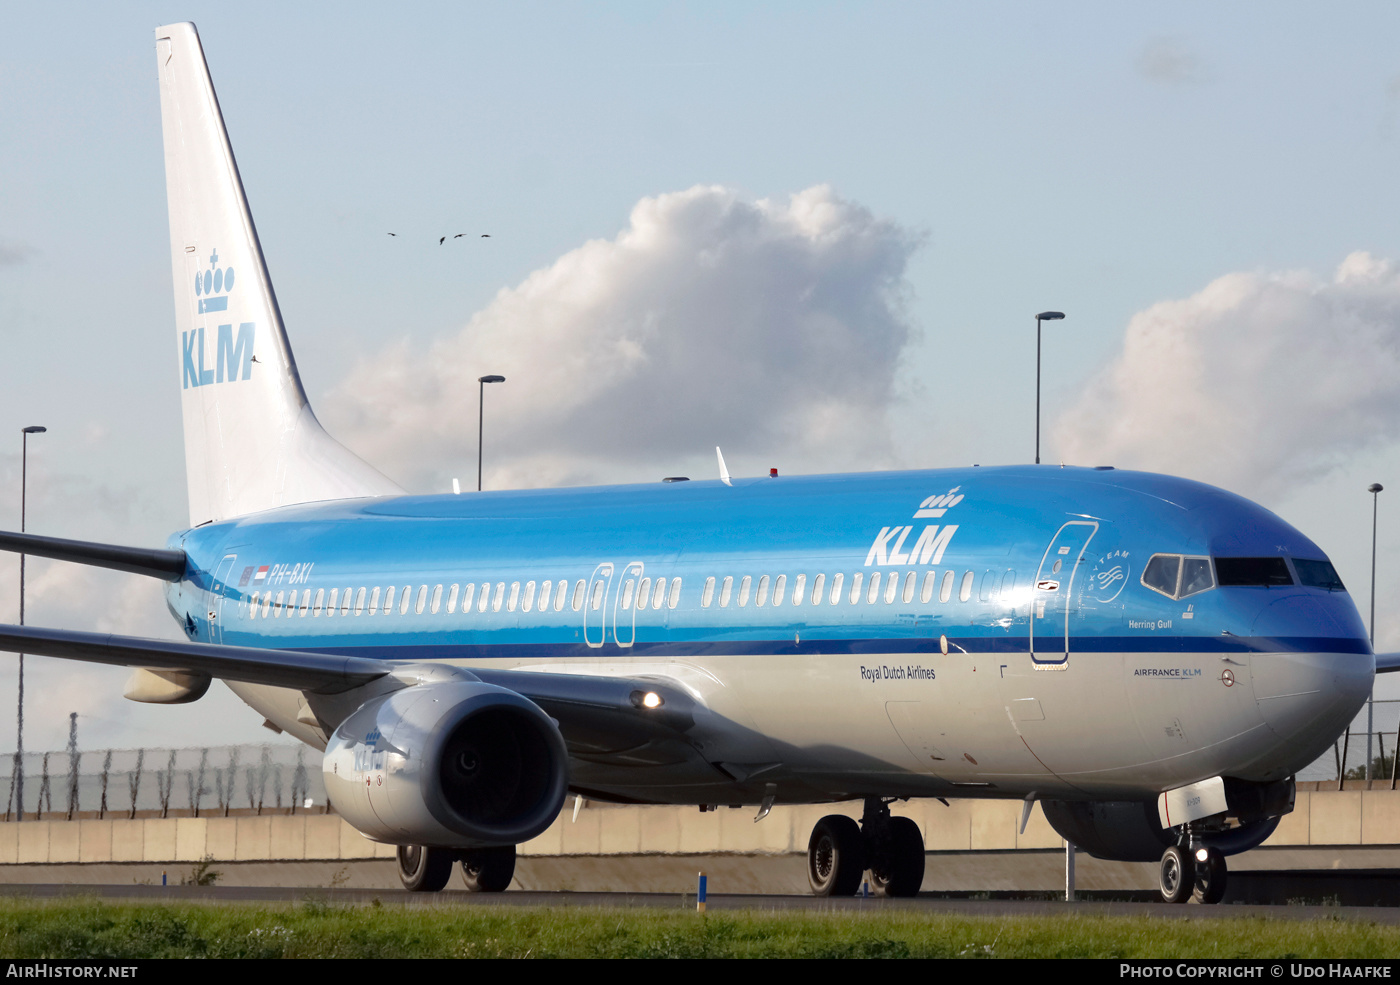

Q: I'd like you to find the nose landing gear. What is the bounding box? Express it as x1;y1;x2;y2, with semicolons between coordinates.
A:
806;798;926;897
1158;834;1227;904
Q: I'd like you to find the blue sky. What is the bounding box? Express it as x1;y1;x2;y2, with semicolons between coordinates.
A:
4;2;1400;753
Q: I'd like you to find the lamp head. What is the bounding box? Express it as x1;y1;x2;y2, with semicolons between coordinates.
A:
22;426;46;434
1035;311;1065;322
478;375;505;384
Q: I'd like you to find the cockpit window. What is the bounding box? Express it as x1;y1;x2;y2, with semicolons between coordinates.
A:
1141;554;1216;600
1293;558;1345;591
1179;558;1214;598
1215;557;1293;587
1142;555;1180;597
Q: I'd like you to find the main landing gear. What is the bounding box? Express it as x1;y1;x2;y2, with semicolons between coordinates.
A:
396;844;518;893
807;798;926;897
1158;833;1226;904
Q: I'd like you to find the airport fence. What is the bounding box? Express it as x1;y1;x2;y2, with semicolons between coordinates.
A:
0;743;325;822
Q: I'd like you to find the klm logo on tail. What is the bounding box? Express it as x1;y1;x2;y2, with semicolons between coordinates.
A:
194;248;234;313
183;247;254;389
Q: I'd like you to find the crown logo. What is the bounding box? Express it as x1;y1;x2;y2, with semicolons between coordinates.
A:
194;248;236;314
914;486;964;518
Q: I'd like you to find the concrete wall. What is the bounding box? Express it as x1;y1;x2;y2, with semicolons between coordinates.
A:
0;789;1395;865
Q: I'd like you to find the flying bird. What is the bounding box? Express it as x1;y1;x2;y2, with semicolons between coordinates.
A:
387;232;396;237
439;236;446;245
481;234;491;238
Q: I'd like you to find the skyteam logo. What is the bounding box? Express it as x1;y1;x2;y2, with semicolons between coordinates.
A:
194;248;235;313
182;247;256;389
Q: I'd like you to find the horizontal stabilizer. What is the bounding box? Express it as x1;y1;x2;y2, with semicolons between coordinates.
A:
0;530;187;582
1376;652;1400;674
0;624;389;694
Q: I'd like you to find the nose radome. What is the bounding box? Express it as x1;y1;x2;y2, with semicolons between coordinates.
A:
1251;649;1373;772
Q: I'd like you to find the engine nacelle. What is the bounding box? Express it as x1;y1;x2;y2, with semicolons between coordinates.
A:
1041;798;1282;861
323;680;569;848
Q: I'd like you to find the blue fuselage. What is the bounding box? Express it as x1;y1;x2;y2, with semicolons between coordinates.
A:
165;465;1373;801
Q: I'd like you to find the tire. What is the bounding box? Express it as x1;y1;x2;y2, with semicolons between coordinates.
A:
461;845;516;893
808;814;866;897
396;844;453;892
869;816;926;898
1193;847;1227;904
1158;845;1193;904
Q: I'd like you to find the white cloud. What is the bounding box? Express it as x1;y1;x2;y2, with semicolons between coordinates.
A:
329;185;922;490
1054;252;1400;499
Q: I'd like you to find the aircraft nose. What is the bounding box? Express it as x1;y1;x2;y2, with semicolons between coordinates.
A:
1250;649;1373;770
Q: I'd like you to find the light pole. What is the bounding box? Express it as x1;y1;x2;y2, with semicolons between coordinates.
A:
15;425;45;821
1035;311;1064;465
477;375;505;491
1368;482;1383;782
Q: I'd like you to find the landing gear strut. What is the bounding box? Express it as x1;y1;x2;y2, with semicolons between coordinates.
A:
806;798;926;897
1158;833;1227;904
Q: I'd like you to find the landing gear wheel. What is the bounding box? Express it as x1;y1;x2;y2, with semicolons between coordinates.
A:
1158;844;1193;904
1193;846;1227;904
868;816;926;898
396;845;453;892
460;845;516;893
808;814;866;897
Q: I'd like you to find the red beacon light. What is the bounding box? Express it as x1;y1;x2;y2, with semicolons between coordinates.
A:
770;468;778;478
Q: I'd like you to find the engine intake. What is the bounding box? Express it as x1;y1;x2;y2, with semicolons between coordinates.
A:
324;680;568;847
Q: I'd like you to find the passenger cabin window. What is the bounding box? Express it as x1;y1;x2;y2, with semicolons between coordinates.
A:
1214;557;1293;588
480;583;492;613
902;572;916;604
354;587;366;615
849;572;863;604
522;581;535;612
738;575;752;607
959;571;974;602
401;586;412;615
460;583;473;613
702;577;716;608
313;588;324;616
867;572;881;604
811;573;825;605
447;584;459;613
920;572;935;603
940;570;953;603
572;580;586;611
383;586;396;615
772;574;786;606
830;573;843;605
792;574;806;606
668;578;682;609
536;580;549;612
719;576;732;607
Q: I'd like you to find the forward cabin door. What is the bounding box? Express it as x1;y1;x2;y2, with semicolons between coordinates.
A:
1030;521;1097;670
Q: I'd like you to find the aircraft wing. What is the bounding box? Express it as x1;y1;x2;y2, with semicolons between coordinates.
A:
0;624;698;753
0;623;389;694
1375;652;1400;674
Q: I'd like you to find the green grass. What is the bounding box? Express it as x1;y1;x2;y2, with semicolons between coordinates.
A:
0;898;1394;958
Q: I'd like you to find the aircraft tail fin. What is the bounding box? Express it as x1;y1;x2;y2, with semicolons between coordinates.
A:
155;23;401;527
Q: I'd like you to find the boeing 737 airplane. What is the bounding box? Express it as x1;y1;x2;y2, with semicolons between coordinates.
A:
0;23;1388;903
